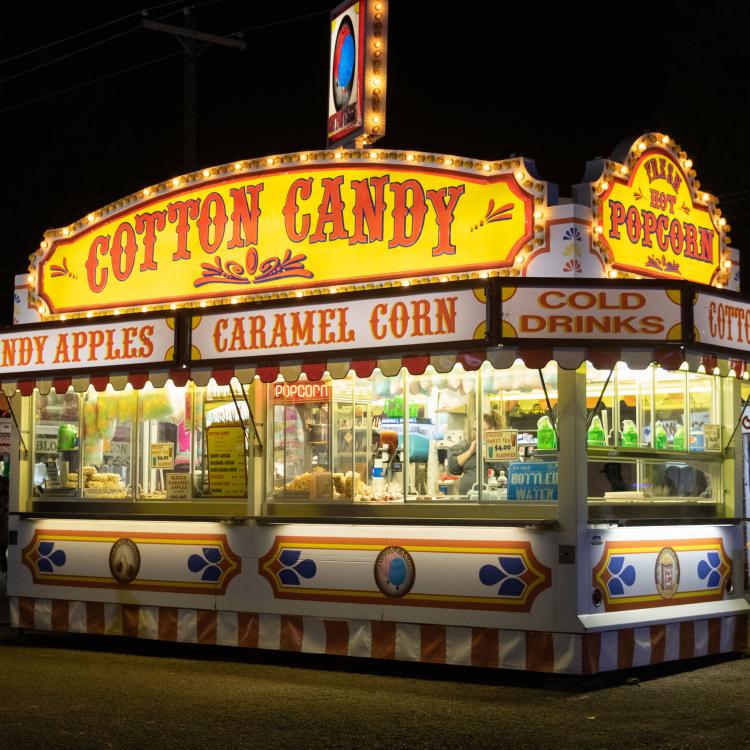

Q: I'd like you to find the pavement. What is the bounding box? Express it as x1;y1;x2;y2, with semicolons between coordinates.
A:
2;613;750;749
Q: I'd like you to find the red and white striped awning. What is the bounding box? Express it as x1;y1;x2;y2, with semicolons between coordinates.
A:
0;347;746;396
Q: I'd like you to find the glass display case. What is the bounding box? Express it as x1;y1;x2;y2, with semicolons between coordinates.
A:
266;361;560;506
30;382;251;503
586;362;725;509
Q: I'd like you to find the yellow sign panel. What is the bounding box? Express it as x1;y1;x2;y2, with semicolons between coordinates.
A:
33;158;539;314
206;425;247;497
597;144;723;286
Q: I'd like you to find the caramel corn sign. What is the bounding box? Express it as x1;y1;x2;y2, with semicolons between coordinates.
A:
32;155;540;315
594;136;725;286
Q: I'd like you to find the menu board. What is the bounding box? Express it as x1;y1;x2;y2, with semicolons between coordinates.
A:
206;425;247;497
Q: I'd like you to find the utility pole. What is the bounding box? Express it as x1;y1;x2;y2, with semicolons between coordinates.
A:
143;7;246;172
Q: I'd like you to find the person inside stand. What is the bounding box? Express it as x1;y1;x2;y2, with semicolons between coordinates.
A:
448;412;502;495
601;462;627;491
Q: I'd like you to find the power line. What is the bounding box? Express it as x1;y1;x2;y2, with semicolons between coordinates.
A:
0;51;183;114
0;25;142;86
0;0;187;67
0;8;328;115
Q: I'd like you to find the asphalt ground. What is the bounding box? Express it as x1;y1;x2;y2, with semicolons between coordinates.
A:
1;597;750;750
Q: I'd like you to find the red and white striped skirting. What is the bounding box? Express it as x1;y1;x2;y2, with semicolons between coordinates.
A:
10;597;748;675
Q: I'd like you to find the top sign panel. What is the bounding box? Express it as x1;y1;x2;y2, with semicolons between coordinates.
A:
327;0;387;146
591;134;727;287
32;156;543;316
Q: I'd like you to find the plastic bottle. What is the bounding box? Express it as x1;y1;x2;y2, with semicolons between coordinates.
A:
487;467;498;490
371;458;385;496
672;424;685;451
497;470;507;489
654;421;668;450
536;415;557;450
621;419;638;448
587;415;606;447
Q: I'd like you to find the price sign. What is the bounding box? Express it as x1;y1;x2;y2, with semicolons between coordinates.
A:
483;429;518;461
166;472;191;499
150;442;174;469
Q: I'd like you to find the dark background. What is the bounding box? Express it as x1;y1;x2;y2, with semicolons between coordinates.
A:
1;1;749;322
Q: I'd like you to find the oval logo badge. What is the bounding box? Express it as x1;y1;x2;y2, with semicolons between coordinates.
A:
374;546;415;598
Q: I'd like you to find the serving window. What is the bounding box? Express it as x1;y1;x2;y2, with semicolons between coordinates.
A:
266;360;560;507
586;362;726;509
30;382;252;504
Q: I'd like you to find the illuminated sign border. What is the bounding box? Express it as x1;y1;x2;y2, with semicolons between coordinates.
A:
28;150;546;320
588;132;730;288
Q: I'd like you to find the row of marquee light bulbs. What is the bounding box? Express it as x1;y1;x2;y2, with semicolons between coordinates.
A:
26;133;731;320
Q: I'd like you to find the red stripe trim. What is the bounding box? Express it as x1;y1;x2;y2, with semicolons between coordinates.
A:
197;610;217;645
525;631;554;672
158;608;178;641
471;627;499;668
581;633;601;674
457;350;486;371
403;355;430;376
170;368;191;387
302;362;327;382
128;372;149;390
18;597;35;628
588;349;621;370
90;375;110;392
52;377;72;394
86;602;105;635
122;605;140;638
211;368;234;386
18;380;35;397
51;600;69;631
650;625;666;664
371;621;396;660
679;621;695;659
351;359;376;378
419;624;446;664
279;615;304;652
733;615;748;651
324;620;349;656
237;613;259;648
617;629;635;669
518;349;553;369
257;366;280;383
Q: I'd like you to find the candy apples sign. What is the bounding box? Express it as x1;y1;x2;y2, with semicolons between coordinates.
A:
591;134;727;286
30;152;544;316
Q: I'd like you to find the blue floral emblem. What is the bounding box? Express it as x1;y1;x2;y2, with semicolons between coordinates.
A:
37;541;66;573
697;552;722;589
188;547;225;582
606;555;636;596
277;549;317;586
479;556;527;597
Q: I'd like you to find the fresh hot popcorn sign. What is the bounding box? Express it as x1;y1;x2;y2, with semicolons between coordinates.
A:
30;156;542;315
594;135;726;286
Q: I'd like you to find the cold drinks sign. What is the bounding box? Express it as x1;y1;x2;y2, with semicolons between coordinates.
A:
500;286;682;341
31;157;540;315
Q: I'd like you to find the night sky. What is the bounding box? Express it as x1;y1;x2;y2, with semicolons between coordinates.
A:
2;1;749;322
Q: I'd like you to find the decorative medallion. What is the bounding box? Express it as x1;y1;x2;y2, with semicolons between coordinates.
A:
259;535;551;611
373;546;415;597
654;546;680;599
109;538;141;584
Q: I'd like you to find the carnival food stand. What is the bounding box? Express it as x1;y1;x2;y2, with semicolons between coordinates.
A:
2;132;748;675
